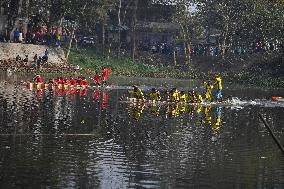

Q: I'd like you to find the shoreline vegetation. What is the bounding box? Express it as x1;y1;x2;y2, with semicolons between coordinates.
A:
1;45;283;89
68;47;284;89
0;0;283;89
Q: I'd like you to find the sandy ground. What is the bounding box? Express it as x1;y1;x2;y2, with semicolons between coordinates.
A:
0;43;67;66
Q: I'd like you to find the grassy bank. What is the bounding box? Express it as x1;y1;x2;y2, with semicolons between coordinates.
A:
68;48;200;79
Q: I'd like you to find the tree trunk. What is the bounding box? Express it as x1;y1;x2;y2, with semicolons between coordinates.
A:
187;43;191;65
117;0;122;55
17;0;23;16
108;43;112;60
25;0;29;17
102;23;105;56
221;19;229;59
131;0;138;61
66;29;75;60
173;48;177;66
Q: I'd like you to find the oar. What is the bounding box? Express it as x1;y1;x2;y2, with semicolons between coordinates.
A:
259;113;284;154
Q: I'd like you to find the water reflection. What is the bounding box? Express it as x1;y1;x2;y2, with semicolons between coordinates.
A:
127;101;223;134
0;81;283;188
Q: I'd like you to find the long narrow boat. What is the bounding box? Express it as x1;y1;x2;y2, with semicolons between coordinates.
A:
26;82;112;91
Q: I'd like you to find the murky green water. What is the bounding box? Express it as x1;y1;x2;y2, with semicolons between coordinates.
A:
0;74;283;189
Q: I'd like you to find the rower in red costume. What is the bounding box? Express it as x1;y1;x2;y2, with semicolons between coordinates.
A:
34;75;43;89
77;77;83;86
92;74;102;86
34;75;43;83
102;67;110;85
70;77;76;86
58;77;64;84
57;77;64;90
82;77;89;86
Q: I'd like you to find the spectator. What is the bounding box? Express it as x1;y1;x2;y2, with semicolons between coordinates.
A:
151;45;157;53
25;31;32;43
52;33;57;45
42;53;48;65
16;55;22;61
45;49;49;56
19;30;23;43
45;32;52;45
23;55;28;63
75;65;80;71
33;54;38;65
210;46;214;56
14;28;20;43
55;33;61;46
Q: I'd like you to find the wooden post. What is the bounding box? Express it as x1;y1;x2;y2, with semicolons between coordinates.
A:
173;48;177;66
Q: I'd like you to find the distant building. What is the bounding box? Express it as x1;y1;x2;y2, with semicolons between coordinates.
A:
137;3;178;46
136;21;178;45
107;3;179;50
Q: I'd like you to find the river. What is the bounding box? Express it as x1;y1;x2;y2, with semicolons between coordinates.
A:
0;74;283;189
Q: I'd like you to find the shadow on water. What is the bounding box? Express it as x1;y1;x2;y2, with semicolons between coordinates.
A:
0;75;283;188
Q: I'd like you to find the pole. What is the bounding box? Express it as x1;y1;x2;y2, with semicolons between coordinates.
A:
173;48;177;66
259;113;284;154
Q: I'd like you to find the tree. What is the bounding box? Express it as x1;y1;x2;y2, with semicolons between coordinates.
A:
128;0;138;61
197;0;284;57
170;0;203;64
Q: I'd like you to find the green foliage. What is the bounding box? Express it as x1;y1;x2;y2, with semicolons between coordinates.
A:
68;47;199;79
196;0;284;50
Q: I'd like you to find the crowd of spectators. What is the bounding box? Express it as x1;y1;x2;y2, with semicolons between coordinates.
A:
14;49;49;69
0;26;71;47
1;25;283;59
138;40;283;58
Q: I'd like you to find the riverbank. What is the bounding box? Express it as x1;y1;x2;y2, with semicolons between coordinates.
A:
0;43;283;88
0;43;67;66
68;48;284;88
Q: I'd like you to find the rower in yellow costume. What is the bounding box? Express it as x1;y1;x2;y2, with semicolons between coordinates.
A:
205;81;214;102
214;75;223;102
202;80;207;96
149;88;161;101
188;91;194;103
129;85;144;100
194;90;203;113
169;88;180;102
180;91;187;102
178;91;187;114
